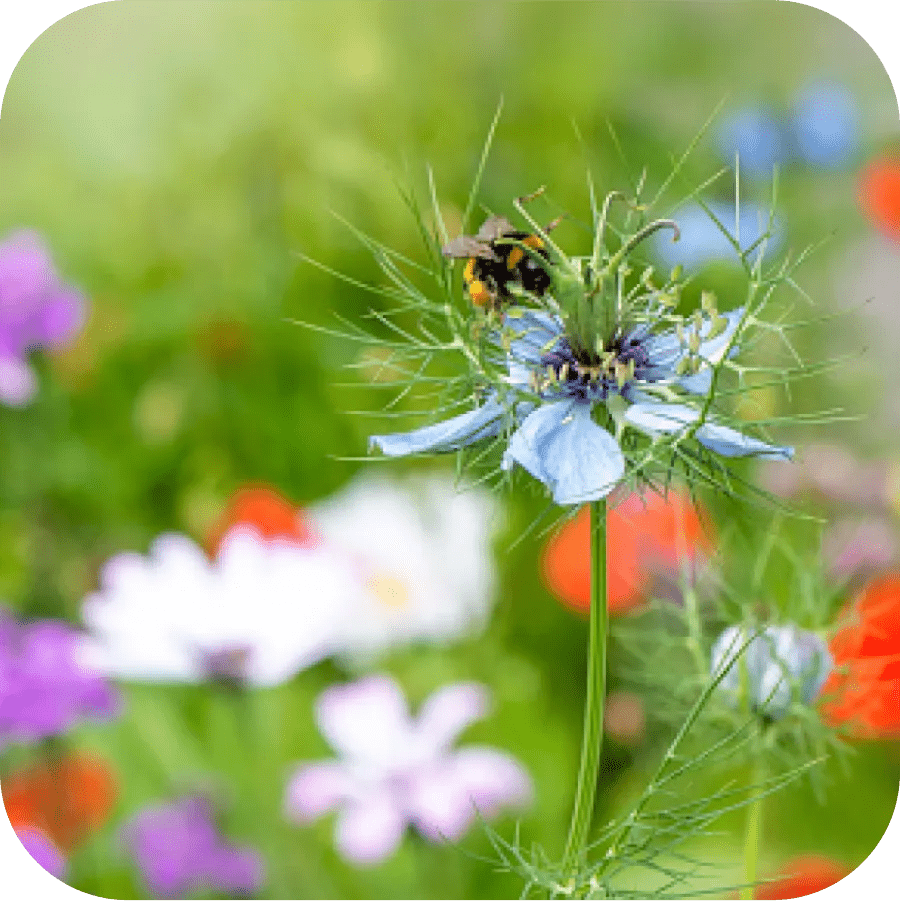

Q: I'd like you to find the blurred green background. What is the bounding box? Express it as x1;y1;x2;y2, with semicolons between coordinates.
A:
1;2;898;898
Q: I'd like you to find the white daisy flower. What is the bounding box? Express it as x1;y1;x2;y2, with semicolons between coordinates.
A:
78;528;362;687
307;472;499;660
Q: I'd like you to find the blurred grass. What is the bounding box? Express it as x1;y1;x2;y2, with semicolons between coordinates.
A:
1;2;898;898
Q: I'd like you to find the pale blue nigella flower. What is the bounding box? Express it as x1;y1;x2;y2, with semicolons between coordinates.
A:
370;308;793;506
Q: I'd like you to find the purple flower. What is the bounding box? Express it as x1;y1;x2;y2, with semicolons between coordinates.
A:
121;796;265;898
14;827;67;880
0;230;85;406
284;675;532;865
0;608;118;747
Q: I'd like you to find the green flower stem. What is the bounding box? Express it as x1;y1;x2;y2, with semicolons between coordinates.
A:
563;499;608;873
741;734;766;901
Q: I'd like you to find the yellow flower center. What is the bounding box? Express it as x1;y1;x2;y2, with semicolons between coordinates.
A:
366;571;411;609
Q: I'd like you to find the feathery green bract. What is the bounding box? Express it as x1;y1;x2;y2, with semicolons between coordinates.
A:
476;640;823;899
610;521;851;805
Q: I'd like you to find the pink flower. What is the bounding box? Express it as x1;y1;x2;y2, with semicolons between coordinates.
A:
284;675;532;865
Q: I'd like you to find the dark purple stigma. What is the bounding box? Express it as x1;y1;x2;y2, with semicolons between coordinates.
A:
614;332;651;371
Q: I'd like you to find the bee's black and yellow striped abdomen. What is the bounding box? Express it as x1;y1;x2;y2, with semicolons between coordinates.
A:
461;231;550;307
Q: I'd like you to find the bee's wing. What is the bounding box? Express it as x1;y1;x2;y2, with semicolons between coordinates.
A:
441;236;496;259
475;216;515;242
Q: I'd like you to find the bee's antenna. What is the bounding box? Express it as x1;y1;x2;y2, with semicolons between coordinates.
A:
517;185;547;205
545;215;566;234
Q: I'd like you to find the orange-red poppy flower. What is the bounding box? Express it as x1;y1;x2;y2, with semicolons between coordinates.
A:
1;751;118;851
821;574;900;739
207;485;315;555
858;158;900;240
541;490;713;614
754;855;850;899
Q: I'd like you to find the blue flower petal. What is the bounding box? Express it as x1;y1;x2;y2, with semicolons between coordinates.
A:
677;369;713;395
369;397;510;457
676;308;745;394
503;401;625;505
641;330;682;372
695;422;794;461
624;402;697;435
506;360;533;389
506;310;563;364
623;401;793;461
697;308;743;364
640;307;744;387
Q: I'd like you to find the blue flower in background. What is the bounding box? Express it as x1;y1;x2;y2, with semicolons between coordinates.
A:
371;309;792;506
651;201;783;272
715;106;788;178
791;81;859;169
714;82;860;179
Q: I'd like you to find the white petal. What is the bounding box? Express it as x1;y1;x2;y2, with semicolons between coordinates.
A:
79;531;354;686
307;472;498;660
0;356;38;406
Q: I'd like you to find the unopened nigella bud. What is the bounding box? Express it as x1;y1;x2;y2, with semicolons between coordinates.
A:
710;624;832;720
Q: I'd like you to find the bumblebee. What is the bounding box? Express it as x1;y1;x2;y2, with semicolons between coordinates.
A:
442;215;554;307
